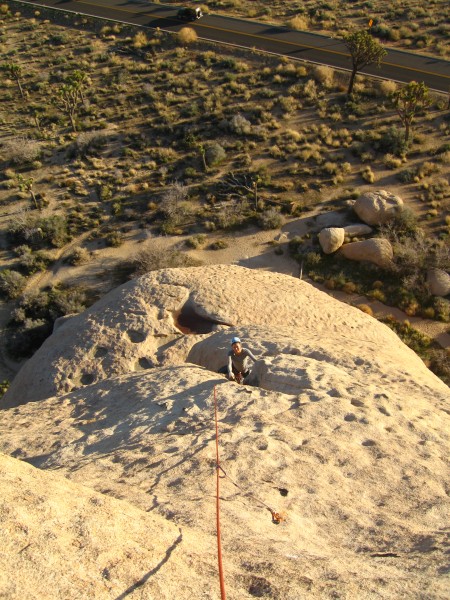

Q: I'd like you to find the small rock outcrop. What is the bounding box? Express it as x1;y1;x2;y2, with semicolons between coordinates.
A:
318;227;345;254
340;238;394;268
354;190;404;225
343;223;373;237
427;268;450;297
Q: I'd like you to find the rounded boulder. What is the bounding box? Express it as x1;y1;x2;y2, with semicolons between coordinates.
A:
340;238;394;268
318;227;345;254
354;190;404;226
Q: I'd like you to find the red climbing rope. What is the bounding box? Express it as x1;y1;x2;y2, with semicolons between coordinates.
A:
214;385;227;600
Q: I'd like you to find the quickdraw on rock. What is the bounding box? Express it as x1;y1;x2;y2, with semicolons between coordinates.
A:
269;510;287;525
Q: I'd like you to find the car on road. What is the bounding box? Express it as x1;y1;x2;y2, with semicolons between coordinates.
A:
177;7;203;21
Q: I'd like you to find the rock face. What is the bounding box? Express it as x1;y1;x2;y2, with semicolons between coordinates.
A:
354;190;404;225
0;452;214;600
340;238;394;268
318;227;345;253
427;268;450;297
0;265;449;600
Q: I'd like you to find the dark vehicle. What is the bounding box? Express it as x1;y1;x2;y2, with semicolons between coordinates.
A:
177;7;203;21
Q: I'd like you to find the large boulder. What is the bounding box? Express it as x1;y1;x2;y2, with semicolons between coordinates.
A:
340;238;394;268
427;268;450;297
354;190;404;226
0;265;449;599
318;227;345;254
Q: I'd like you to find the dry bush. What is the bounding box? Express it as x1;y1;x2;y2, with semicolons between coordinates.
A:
178;27;198;45
75;130;109;156
0;269;27;300
67;247;91;266
258;208;284;230
230;113;252;135
160;182;189;223
131;248;201;276
361;166;375;183
303;79;318;101
205;142;226;167
287;15;309;31
378;79;397;97
313;65;334;88
383;154;403;169
133;31;148;49
2;137;42;165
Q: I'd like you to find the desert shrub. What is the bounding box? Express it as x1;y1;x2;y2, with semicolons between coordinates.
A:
382;207;419;238
357;304;374;316
186;234;207;249
378;79;397;97
367;288;387;302
67;246;91;266
2;137;42;164
130;248;201;276
427;349;450;386
342;281;358;294
133;31;148;48
160;181;189;223
75;130;109;156
287;15;309;31
205;142;226;167
377;126;409;156
209;240;229;250
383;153;403;169
303;79;318;101
361;166;375;183
5;318;52;360
8;214;70;249
433;297;449;322
14;245;50;274
304;251;322;267
230;114;252;135
5;285;88;359
0;269;27;299
313;65;334;88
178;27;198;45
41;215;70;247
380;316;431;355
105;230;124;247
397;168;417;183
258;208;284;230
0;380;9;398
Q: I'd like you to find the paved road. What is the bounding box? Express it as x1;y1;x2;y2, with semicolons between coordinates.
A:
17;0;450;92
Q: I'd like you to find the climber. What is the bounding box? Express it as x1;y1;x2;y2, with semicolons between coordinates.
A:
220;336;257;383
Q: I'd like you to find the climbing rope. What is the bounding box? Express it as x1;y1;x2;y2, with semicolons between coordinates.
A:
213;385;286;596
214;386;227;600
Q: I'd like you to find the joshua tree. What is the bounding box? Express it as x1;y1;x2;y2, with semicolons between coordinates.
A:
51;70;89;132
392;81;431;142
52;83;82;132
343;31;387;96
17;175;39;209
2;62;25;99
221;172;262;211
29;104;46;135
66;69;90;102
